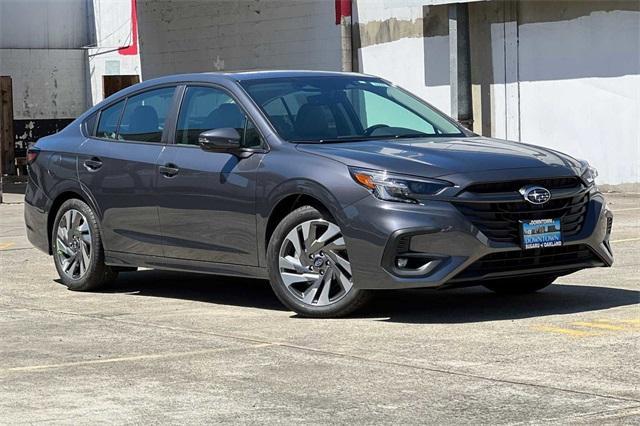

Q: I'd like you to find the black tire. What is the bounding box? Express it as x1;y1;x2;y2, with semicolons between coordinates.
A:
267;206;371;318
483;276;556;294
52;198;118;291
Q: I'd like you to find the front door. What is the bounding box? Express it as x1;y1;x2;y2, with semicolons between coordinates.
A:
156;85;263;265
78;86;176;257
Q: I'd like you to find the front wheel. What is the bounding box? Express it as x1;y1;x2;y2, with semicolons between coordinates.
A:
267;206;371;318
52;198;118;291
483;276;556;294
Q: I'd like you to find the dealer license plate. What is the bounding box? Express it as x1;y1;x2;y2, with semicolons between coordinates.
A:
521;218;562;250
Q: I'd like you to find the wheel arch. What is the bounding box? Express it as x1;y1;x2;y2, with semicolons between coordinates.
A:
47;190;91;255
264;193;334;252
257;175;360;267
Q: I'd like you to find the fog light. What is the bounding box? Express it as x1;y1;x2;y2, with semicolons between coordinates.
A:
396;257;409;268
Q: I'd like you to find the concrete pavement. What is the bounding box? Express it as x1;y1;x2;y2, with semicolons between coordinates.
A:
1;185;638;424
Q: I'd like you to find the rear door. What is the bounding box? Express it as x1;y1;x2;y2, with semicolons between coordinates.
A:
155;85;264;265
78;86;177;257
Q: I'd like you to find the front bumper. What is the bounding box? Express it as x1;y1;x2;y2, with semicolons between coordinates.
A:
342;191;613;290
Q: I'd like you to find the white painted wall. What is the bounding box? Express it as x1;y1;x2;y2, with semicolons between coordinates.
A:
354;1;452;115
88;0;141;105
356;0;639;184
137;0;343;78
359;36;451;114
515;9;640;185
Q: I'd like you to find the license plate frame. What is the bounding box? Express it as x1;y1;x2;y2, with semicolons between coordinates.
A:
520;218;563;250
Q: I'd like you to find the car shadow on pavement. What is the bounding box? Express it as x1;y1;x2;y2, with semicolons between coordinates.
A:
359;284;640;324
92;269;640;323
104;270;288;311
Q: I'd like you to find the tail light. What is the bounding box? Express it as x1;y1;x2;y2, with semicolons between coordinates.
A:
26;147;40;165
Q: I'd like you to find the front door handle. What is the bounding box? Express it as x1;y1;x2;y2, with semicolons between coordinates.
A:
159;163;179;177
83;157;103;171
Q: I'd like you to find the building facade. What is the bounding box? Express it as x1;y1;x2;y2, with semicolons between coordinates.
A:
355;0;639;186
0;0;141;162
1;0;637;185
136;0;639;186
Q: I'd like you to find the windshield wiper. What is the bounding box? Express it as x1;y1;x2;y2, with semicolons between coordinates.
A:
394;132;466;139
292;135;393;144
292;132;465;144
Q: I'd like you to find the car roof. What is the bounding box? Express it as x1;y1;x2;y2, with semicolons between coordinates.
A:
137;70;372;86
222;70;370;81
89;70;379;117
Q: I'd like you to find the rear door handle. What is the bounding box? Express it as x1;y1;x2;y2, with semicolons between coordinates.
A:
83;157;103;171
159;163;179;177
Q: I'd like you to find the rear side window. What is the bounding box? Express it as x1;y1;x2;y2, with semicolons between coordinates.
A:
118;87;176;142
96;100;125;139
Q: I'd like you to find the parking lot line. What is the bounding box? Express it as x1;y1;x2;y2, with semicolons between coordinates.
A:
610;237;640;243
615;319;640;325
531;325;599;337
596;319;640;327
571;321;626;331
610;207;640;212
2;343;273;374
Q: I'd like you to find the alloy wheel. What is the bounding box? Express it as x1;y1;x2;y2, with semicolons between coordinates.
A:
56;209;92;280
278;219;353;306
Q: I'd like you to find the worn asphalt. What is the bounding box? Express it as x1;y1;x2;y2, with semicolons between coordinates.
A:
0;183;638;424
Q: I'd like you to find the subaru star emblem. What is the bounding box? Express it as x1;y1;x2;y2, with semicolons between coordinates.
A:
520;185;551;205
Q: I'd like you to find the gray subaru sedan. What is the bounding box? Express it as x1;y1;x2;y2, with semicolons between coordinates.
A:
24;71;613;317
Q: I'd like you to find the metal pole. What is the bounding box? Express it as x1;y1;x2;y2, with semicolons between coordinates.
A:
448;3;473;128
448;4;459;120
457;3;473;128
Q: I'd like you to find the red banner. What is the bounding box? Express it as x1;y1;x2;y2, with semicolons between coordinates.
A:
335;0;352;25
119;0;139;56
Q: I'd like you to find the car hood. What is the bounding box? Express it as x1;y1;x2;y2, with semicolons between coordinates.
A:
296;136;583;178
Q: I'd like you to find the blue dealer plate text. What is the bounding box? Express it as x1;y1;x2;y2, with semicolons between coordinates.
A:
521;218;562;250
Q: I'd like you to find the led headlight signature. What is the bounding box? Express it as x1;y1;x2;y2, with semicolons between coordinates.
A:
350;167;451;203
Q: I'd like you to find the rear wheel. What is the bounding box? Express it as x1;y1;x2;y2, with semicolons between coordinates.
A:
52;198;118;291
483;276;556;294
267;206;371;318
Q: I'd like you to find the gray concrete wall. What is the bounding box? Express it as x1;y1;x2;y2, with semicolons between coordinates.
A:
0;0;93;152
0;0;93;49
0;49;88;120
137;0;343;78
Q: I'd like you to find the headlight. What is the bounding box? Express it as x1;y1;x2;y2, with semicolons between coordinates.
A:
579;161;598;186
349;167;451;203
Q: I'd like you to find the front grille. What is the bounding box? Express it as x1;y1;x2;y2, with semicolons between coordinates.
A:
464;177;581;194
453;192;590;244
451;244;602;281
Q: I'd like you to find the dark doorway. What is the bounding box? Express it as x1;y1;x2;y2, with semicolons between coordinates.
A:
103;75;140;99
0;75;15;176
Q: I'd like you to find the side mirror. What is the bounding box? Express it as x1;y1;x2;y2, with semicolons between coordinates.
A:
198;128;241;152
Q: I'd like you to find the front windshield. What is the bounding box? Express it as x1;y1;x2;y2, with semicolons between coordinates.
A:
240;76;467;143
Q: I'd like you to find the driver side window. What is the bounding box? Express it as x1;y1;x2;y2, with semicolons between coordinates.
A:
175;86;262;148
